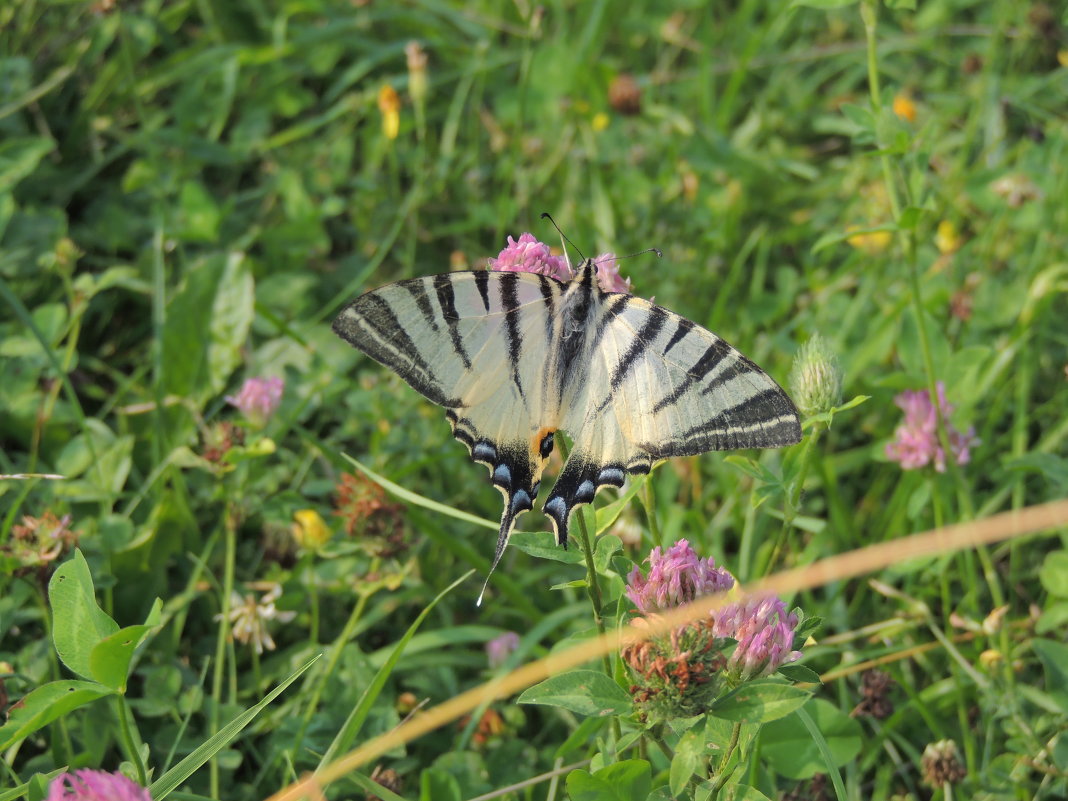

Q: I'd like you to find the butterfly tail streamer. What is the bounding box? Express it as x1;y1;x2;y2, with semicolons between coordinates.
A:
476;504;524;607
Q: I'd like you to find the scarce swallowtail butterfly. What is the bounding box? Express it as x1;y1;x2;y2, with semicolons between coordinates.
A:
333;248;801;603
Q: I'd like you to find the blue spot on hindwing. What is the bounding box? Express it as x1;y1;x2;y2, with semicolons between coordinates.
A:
544;497;567;520
576;480;596;502
510;490;532;513
492;463;512;487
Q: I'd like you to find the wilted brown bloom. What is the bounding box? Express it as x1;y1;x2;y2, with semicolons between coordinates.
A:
621;616;729;722
3;512;77;577
962;52;983;74
367;765;402;801
608;74;642;115
852;669;896;719
921;739;967;786
202;421;245;463
463;708;505;746
334;473;407;555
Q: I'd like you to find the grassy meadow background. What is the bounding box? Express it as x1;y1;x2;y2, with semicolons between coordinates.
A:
2;0;1068;799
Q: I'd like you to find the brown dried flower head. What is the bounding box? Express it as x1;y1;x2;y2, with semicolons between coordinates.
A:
334;473;408;556
608;74;642;115
4;512;77;577
921;739;967;786
852;669;896;720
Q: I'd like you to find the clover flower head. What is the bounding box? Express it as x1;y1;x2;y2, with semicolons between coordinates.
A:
485;631;520;669
4;511;76;574
921;739;967;787
625;539;735;614
47;769;152;801
788;333;843;418
488;233;572;282
885;382;979;472
216;583;296;654
593;253;632;294
712;594;801;680
226;376;284;426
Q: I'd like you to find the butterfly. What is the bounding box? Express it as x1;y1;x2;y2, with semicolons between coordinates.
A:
333;257;801;601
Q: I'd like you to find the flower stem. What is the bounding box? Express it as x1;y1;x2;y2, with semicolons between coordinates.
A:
293;560;378;760
769;427;820;572
209;503;238;798
114;695;147;786
710;721;743;797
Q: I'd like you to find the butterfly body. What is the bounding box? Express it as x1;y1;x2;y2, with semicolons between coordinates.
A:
333;260;800;595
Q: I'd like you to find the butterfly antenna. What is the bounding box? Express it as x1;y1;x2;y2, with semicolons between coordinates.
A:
540;212;585;272
594;247;663;264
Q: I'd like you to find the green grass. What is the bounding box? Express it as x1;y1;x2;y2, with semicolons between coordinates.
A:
2;0;1067;799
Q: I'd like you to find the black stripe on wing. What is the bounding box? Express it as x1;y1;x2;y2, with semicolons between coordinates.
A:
651;339;735;413
332;294;461;408
595;304;668;412
498;272;526;398
401;280;439;332
432;274;472;370
642;388;801;456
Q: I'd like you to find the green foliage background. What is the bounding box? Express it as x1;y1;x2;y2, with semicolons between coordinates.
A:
2;0;1067;799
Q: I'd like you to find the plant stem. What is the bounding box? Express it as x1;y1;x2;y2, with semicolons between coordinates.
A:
572;508;622;742
209;503;238;797
293;561;377;760
114;695;147;786
710;721;743;797
769;427;819;572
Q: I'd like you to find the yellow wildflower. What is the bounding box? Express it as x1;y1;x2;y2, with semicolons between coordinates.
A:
979;649;1003;668
591;112;610;132
378;85;400;140
935;220;962;254
892;92;917;123
292;508;332;550
846;225;892;254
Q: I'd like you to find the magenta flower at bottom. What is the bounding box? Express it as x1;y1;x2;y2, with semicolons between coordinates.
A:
622;540;806;721
47;770;152;801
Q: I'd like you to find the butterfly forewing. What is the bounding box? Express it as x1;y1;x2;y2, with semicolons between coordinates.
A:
333;263;801;598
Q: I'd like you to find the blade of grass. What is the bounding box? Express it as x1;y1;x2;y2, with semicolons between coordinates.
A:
342;454;497;530
149;655;319;799
317;570;474;770
796;704;849;801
